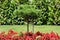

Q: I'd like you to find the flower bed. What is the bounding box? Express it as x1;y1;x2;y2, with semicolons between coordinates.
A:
0;29;60;40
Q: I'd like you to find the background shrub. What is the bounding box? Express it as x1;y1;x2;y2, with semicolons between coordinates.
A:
0;0;60;25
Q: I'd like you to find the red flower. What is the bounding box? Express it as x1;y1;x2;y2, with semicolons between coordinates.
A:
0;29;60;40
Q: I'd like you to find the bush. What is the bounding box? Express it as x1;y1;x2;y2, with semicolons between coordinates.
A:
0;0;60;25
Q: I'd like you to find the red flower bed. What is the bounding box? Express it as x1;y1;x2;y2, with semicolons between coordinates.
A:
0;29;60;40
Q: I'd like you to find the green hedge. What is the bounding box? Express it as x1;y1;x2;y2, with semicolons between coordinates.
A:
0;0;60;25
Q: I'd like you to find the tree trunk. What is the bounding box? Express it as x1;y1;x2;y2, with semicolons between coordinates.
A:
27;22;29;32
32;22;34;33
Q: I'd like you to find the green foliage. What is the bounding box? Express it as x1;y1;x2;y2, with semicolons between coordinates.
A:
14;4;39;23
0;0;60;25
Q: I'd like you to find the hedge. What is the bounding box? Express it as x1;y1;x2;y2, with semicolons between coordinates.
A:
0;0;60;25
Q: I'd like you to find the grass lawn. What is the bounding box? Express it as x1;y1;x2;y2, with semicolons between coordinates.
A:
0;25;60;35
